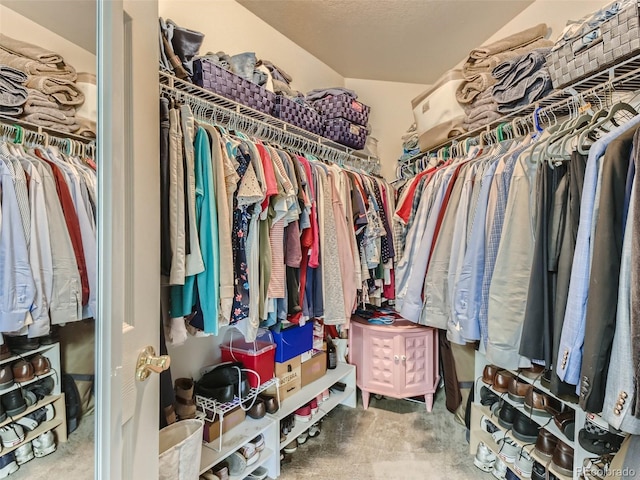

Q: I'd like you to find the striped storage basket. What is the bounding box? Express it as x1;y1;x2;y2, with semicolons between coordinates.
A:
548;2;640;88
313;94;370;126
273;95;324;135
193;58;275;115
323;118;368;150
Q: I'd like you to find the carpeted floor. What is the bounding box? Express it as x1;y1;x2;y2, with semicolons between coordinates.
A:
278;391;491;480
11;414;94;480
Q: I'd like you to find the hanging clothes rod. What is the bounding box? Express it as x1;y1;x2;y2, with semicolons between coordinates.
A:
159;71;381;175
400;52;640;171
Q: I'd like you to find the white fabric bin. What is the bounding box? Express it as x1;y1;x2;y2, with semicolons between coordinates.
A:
159;419;204;480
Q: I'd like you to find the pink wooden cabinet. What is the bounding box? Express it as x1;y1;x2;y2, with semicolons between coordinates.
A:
348;316;440;412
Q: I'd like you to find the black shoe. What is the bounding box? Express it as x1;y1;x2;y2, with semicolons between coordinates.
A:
513;411;541;443
4;336;39;354
480;386;500;408
1;390;26;417
498;401;517;429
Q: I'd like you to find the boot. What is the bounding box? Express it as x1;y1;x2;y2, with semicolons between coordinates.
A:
174;378;196;420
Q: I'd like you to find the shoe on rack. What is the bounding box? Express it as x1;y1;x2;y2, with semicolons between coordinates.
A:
11;360;34;384
249;434;265;453
514;450;534;478
30;355;51;376
174;378;196;420
508;377;530;404
553;410;575;442
283;440;297;454
497;437;519;464
32;430;56;458
0;425;24;448
16;404;55;432
297;431;308;445
492;458;507;479
258;393;279;414
0;366;14;391
480;415;500;435
519;364;545;380
211;463;229;480
551;439;574;477
578;422;624;455
294;405;312;423
534;428;558;460
239;443;259;467
0;345;12;361
246;398;266;420
531;461;546;480
512;411;541;443
1;390;26;417
480;386;500;408
223;451;247;476
321;389;330;402
308;422;321;438
474;441;496;472
309;398;318;416
14;441;34;466
245;465;268;480
497;402;517;430
4;336;39;355
505;468;520;480
0;451;18;479
494;371;515;394
482;365;500;386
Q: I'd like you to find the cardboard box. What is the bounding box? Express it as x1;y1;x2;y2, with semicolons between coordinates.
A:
203;406;246;443
301;351;327;387
267;355;302;401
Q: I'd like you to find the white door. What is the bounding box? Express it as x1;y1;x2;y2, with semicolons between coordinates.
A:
96;1;162;479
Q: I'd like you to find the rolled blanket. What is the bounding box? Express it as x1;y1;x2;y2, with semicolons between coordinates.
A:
463;38;554;78
462;110;502;132
464;99;499;124
0;33;64;64
492;47;551;86
0;65;27;84
25;75;84;106
456;73;496;104
0;75;28;108
494;69;554;114
0;49;76;81
22;112;79;133
0;105;23;117
468;23;549;60
462;89;494;114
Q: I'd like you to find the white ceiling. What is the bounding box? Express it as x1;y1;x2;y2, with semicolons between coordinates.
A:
238;0;534;84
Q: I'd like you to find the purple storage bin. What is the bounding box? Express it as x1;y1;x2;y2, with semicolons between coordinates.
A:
193;59;275;115
323;118;368;150
273;95;324;135
313;94;370;126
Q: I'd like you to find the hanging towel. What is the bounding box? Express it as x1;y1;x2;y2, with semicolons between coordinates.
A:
25;75;85;106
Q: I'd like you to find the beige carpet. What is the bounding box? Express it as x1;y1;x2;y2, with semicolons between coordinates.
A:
278;391;491;480
10;414;94;480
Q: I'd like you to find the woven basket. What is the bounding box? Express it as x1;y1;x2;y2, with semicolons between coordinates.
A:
323;118;368;150
313;94;370;126
193;59;275;115
273;95;324;135
548;2;640;89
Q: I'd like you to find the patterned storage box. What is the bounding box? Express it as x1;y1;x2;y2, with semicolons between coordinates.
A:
193;58;275;115
548;2;640;88
273;95;324;135
323;118;368;150
313;94;370;126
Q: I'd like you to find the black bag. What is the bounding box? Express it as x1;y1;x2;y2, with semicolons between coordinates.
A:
195;362;250;403
63;373;82;434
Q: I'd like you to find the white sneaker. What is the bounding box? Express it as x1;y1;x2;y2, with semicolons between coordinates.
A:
492;458;508;479
515;450;534;478
14;442;33;465
0;425;24;448
32;431;56;458
497;437;519;464
0;452;18;478
474;441;496;472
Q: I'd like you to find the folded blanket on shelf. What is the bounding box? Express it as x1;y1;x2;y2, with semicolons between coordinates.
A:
467;23;549;61
25;75;84;106
492;47;551;89
463;38;554;78
0;33;64;64
494;69;553;113
456;72;496;104
0;105;23;117
0;68;28;109
74;117;96;139
462;109;502;132
0;64;27;84
259;59;293;84
0;49;76;81
306;87;357;102
462;89;494;114
22;112;79;133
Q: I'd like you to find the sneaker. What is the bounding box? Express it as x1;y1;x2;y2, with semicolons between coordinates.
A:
249;434;265;452
497;437;519;464
297;431;308;445
16;404;55;431
515;450;534;478
492;458;508;479
474;441;496;472
316;393;324;405
480;415;500;435
245;466;268;480
0;451;18;478
294;405;311;423
32;431;56;458
308;422;321;438
283;440;297;454
322;389;330;402
14;442;33;465
0;424;24;448
309;399;318;416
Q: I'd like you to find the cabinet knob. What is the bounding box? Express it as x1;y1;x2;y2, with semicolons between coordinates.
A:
136;346;171;381
401;355;407;363
394;355;400;363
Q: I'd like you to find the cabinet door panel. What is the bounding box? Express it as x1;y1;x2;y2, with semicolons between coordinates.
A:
363;331;397;392
401;334;430;396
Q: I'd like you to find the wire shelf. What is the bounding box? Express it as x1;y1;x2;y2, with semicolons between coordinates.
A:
159;71;381;174
196;377;279;418
398;52;640;174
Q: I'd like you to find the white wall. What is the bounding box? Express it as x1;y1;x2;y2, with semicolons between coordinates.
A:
345;78;428;181
0;4;95;73
158;0;343;94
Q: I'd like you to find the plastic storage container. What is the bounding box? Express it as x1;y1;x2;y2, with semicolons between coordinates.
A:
272;322;314;363
220;329;276;388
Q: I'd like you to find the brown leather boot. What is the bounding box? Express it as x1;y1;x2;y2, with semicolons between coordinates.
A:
174;378;196;420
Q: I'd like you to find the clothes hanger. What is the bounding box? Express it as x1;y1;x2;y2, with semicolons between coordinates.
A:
576;101;638;154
